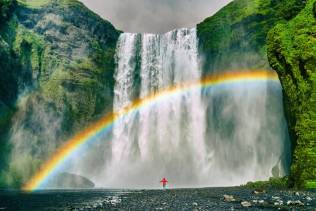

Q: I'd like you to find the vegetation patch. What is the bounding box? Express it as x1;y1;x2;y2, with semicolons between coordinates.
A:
267;0;316;189
243;177;289;190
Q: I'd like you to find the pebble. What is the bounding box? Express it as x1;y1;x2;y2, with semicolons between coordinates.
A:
274;201;283;206
272;196;281;200
241;201;251;207
306;196;312;201
287;200;304;206
253;189;266;194
223;195;236;202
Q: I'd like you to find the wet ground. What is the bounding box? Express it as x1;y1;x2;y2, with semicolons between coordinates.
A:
0;187;316;210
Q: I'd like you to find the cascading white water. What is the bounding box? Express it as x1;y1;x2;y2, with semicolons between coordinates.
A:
91;28;290;188
99;28;209;188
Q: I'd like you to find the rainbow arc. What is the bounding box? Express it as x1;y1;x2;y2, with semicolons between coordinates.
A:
22;70;279;191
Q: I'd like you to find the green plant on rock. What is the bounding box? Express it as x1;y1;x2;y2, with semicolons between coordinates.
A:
243;177;289;190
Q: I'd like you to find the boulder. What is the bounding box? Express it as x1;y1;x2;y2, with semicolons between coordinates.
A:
45;172;95;189
241;201;251;207
223;195;235;202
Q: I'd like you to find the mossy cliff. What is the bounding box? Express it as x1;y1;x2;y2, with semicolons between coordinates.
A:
197;0;306;74
267;0;316;189
197;0;313;189
0;0;120;187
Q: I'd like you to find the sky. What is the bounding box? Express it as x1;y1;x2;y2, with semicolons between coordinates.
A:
79;0;232;33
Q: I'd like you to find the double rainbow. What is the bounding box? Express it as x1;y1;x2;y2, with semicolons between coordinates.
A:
22;70;279;191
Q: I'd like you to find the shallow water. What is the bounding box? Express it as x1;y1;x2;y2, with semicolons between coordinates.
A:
0;187;316;210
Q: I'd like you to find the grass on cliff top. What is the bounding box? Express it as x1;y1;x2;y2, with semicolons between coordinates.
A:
17;0;51;8
17;0;83;8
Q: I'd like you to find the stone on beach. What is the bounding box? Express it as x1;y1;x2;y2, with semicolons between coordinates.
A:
223;195;236;202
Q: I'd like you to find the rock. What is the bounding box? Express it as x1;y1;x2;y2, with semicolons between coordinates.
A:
274;201;283;206
45;172;95;189
295;192;300;196
241;201;251;207
252;199;266;205
192;202;198;206
272;196;282;202
271;196;283;205
306;196;312;201
286;200;304;206
223;195;235;202
259;200;265;204
253;189;266;194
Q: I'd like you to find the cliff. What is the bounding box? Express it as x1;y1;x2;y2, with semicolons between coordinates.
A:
197;0;306;74
267;0;316;188
197;0;314;189
0;0;120;187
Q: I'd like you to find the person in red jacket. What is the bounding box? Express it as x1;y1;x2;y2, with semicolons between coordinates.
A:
160;177;168;189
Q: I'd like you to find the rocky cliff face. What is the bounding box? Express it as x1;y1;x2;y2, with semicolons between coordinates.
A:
197;0;314;189
267;0;316;188
0;0;120;187
197;0;307;74
197;0;276;74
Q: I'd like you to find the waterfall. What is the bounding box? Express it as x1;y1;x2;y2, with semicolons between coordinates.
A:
92;28;290;188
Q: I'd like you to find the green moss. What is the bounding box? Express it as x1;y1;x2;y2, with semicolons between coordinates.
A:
0;106;14;132
197;0;281;73
267;0;316;189
277;0;308;20
13;24;44;79
5;153;42;188
17;0;51;8
0;0;15;23
197;0;307;74
305;180;316;189
243;177;289;190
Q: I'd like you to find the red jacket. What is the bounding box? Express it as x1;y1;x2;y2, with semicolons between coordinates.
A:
160;178;168;185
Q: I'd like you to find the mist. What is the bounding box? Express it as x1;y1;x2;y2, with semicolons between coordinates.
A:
5;93;64;187
79;0;232;33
